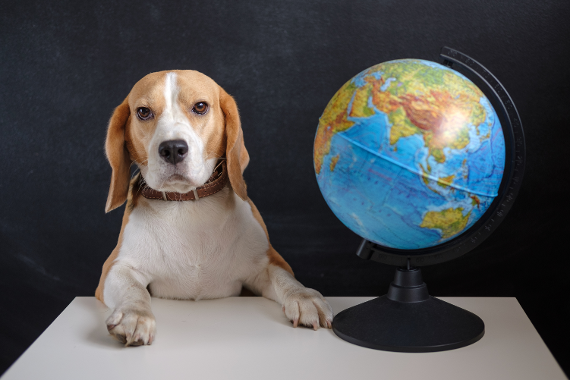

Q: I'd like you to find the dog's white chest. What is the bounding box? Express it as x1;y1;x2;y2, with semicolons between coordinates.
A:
112;190;269;301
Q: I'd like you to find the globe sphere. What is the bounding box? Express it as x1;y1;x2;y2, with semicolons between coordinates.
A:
314;59;505;250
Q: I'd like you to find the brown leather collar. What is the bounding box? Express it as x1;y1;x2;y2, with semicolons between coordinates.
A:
139;161;228;201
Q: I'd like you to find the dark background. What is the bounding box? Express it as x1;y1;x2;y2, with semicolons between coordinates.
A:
1;0;569;376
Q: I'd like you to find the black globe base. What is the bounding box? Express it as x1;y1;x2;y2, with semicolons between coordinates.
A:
332;267;485;352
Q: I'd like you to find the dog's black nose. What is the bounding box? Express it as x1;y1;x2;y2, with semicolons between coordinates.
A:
158;140;188;165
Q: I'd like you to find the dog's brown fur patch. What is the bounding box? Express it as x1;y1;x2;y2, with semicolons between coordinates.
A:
105;98;132;213
247;199;294;276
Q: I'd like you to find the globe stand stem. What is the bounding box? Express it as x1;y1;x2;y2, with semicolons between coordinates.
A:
332;267;485;352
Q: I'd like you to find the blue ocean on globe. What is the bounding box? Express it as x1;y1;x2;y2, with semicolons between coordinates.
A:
314;59;505;250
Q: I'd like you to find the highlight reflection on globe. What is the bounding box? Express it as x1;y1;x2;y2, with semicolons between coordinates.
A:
314;59;506;250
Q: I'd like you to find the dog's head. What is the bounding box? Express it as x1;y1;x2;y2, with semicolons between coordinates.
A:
104;70;249;212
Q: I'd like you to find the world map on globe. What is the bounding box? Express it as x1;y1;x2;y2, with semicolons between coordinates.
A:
314;59;505;250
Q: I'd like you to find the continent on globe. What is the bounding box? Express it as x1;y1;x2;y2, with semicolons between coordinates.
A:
314;59;505;250
420;208;471;240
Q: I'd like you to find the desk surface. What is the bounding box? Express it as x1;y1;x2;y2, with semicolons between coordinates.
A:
2;297;566;380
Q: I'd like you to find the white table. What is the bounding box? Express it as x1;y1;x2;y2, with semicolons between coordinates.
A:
2;297;566;380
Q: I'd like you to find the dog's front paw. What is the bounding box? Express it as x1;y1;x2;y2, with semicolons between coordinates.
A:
106;307;156;346
282;288;333;330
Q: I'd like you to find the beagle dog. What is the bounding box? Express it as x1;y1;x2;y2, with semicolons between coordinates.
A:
95;70;333;346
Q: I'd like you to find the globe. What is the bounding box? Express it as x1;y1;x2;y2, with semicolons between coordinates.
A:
314;59;506;250
317;49;526;353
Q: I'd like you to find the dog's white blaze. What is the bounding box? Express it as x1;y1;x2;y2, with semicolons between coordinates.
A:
163;72;176;118
162;72;186;125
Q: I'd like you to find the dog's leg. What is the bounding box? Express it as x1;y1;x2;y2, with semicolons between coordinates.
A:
248;263;333;330
103;264;155;346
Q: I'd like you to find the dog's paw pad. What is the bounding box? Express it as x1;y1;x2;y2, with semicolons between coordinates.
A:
106;308;156;346
282;289;333;330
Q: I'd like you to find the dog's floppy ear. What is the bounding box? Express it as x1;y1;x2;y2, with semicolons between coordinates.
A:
104;97;132;213
220;88;249;200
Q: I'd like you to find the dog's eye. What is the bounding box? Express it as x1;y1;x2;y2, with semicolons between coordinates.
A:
192;102;209;115
136;107;154;121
